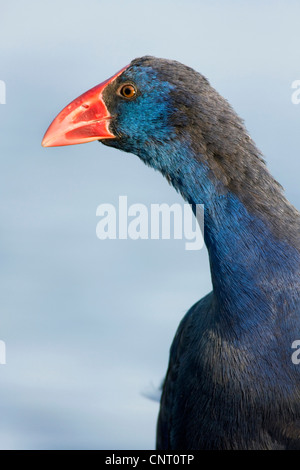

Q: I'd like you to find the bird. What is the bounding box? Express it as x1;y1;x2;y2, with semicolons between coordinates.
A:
42;56;300;450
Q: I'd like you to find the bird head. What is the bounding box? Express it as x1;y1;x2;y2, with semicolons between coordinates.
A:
42;57;221;172
42;56;270;208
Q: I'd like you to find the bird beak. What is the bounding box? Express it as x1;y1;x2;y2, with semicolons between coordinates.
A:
42;66;128;147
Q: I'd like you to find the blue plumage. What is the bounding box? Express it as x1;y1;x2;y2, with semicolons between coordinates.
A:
43;55;300;449
102;57;300;449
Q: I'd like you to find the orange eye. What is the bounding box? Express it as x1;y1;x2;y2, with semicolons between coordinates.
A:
118;84;137;100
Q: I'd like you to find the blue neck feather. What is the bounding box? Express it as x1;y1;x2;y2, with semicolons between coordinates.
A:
133;137;300;332
104;61;299;334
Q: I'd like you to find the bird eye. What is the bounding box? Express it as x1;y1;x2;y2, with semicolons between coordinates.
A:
118;84;137;100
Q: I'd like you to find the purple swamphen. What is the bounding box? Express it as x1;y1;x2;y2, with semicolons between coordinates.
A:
42;56;300;450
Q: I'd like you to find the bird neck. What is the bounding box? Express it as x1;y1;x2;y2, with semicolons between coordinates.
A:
157;140;300;328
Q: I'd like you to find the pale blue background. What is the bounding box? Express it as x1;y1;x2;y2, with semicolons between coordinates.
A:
0;0;299;449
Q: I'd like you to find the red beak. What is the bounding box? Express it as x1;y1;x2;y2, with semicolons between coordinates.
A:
42;65;128;147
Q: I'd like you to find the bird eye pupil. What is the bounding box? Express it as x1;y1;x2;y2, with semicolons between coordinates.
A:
119;84;136;99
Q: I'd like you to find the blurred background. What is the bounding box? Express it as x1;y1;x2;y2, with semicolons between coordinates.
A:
0;0;299;450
